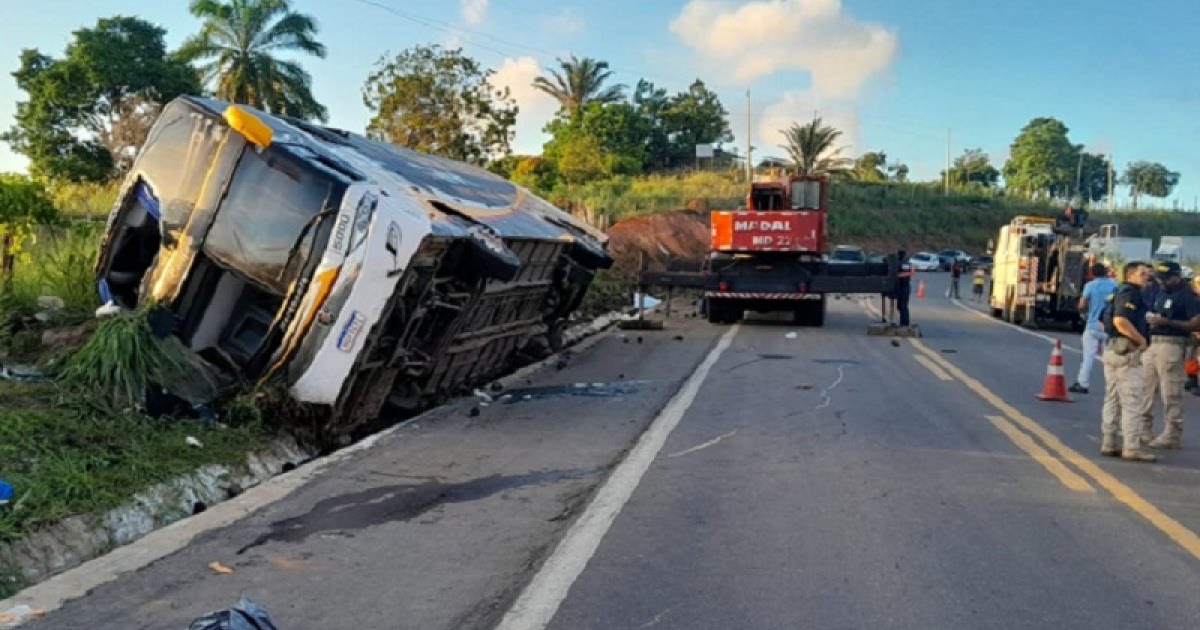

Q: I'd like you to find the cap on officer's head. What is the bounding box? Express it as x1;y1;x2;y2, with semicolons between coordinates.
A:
1155;261;1182;279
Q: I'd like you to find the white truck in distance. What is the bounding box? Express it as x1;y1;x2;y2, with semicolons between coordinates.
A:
1087;224;1152;267
1154;236;1200;265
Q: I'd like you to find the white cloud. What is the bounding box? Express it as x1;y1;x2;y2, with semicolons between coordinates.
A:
754;90;859;161
669;0;897;100
543;8;586;35
461;0;489;26
491;57;560;154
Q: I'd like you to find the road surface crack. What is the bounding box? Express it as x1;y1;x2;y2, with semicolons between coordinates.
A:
667;430;737;458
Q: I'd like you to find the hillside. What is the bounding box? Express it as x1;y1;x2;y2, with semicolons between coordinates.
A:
599;175;1200;272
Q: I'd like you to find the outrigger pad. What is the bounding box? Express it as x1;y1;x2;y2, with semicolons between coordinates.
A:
618;319;665;330
867;323;922;338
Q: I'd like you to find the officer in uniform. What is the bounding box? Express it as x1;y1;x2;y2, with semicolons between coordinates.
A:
894;249;914;326
1139;261;1200;449
1100;261;1156;461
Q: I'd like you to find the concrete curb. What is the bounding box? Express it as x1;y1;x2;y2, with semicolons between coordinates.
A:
0;310;625;625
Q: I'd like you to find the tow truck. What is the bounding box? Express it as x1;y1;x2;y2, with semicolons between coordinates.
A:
640;175;896;326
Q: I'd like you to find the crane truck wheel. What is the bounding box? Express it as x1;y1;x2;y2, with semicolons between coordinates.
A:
793;296;826;327
706;298;729;324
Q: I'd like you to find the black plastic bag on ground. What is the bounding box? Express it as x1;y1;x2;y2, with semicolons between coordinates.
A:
187;598;280;630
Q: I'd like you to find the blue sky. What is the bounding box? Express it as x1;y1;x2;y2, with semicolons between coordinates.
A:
1;0;1197;208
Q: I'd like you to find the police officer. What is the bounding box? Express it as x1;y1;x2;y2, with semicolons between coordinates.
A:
1139;261;1200;449
894;249;914;326
1100;261;1156;462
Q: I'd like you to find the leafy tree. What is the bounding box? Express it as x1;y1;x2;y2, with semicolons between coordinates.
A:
551;131;606;185
889;162;909;183
779;116;852;177
1122;161;1180;209
944;148;1000;187
533;55;625;115
177;0;328;121
657;80;733;169
485;155;525;179
852;151;888;182
3;17;199;181
1077;152;1113;203
632;80;671;169
543;102;648;179
362;45;517;164
510;156;558;193
1002;117;1079;198
0;174;59;287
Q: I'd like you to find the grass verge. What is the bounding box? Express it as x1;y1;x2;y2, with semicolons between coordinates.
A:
0;380;272;598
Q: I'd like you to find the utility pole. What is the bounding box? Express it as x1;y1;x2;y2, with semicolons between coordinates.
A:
745;88;752;182
1106;153;1114;211
1074;152;1084;201
944;128;951;196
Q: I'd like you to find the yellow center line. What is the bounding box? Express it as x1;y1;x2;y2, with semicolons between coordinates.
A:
986;415;1095;493
911;338;1200;560
913;354;953;381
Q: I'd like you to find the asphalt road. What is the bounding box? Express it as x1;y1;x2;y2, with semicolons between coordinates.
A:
21;274;1200;630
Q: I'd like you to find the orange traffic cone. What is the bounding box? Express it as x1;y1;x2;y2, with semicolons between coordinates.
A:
1036;340;1073;402
916;280;926;298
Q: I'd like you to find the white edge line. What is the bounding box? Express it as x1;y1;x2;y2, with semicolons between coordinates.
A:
0;318;622;620
494;324;741;630
949;298;1082;354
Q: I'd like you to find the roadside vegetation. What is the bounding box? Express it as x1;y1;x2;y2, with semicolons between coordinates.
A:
0;0;1192;598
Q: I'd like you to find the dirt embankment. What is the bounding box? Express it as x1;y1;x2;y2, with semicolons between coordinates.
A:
605;209;711;274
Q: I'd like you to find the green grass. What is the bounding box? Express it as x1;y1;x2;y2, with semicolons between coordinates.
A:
0;380;272;597
47;181;119;221
58;312;218;408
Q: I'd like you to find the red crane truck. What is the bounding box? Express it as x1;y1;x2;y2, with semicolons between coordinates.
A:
643;175;896;326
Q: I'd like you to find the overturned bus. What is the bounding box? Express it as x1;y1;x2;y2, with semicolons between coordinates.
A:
96;96;612;435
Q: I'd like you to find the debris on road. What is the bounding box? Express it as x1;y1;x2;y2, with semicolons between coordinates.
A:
0;363;47;383
0;605;45;626
187;598;280;630
209;561;234;575
786;332;798;339
673;335;684;341
468;407;481;417
891;339;900;347
473;389;494;403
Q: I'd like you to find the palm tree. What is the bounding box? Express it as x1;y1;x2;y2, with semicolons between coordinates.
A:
532;55;626;114
780;116;852;177
177;0;328;121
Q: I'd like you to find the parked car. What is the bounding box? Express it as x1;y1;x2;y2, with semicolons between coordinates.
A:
829;245;867;264
937;249;971;270
969;255;993;270
867;253;887;264
908;252;940;271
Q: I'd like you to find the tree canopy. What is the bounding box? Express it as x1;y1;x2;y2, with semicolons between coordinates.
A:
177;0;328;121
852;151;888;182
635;79;732;170
3;16;198;182
362;45;517;165
1002;117;1080;198
945;148;1000;187
532;55;625;115
1123;161;1180;209
780;116;852;177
